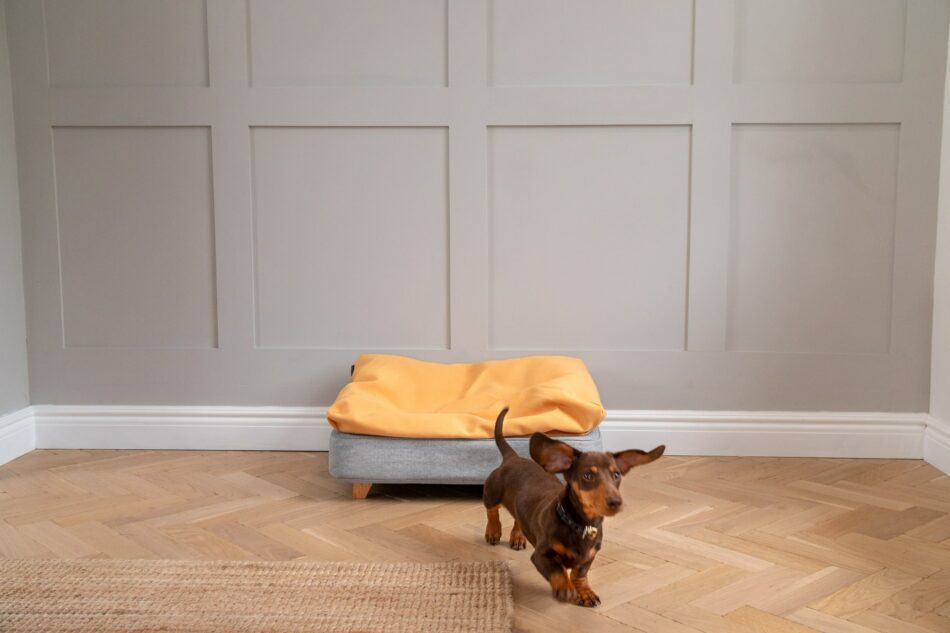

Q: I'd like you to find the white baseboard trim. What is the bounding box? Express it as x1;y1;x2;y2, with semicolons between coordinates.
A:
0;405;941;474
599;410;926;458
924;415;950;475
22;405;929;458
0;406;35;466
32;405;332;452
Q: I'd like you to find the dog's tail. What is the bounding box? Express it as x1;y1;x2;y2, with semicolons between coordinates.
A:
494;407;515;459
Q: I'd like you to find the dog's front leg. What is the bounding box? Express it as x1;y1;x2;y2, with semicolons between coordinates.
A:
570;560;600;607
531;548;576;603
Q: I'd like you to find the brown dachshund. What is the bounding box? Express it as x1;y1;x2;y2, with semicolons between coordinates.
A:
483;407;664;607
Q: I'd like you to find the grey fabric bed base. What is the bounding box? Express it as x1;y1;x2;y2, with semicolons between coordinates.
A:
328;426;604;487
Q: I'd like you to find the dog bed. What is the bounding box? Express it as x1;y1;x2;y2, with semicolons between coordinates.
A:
327;355;606;498
329;427;604;489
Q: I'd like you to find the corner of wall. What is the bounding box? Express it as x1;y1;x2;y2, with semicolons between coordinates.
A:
0;406;34;466
925;415;950;475
0;0;31;416
929;8;950;476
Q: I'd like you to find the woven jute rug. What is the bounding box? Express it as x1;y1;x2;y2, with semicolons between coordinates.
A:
0;559;513;633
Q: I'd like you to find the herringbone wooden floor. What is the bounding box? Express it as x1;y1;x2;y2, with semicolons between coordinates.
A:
1;451;949;632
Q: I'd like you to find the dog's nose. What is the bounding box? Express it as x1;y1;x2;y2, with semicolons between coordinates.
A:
607;497;622;510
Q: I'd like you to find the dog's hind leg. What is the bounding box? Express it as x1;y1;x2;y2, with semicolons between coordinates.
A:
483;469;503;545
484;506;502;545
509;520;527;550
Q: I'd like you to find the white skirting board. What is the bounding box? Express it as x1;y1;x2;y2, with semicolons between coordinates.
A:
0;405;945;475
599;411;926;459
924;415;950;475
0;407;34;466
33;406;333;452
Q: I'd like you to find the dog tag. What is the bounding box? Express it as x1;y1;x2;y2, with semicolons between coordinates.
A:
583;526;598;540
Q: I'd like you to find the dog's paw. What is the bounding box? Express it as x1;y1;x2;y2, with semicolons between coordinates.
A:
553;585;577;603
509;534;527;550
573;587;601;608
485;529;501;545
550;577;577;603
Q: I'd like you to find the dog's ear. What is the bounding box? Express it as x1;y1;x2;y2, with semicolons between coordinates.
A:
613;445;665;475
530;433;579;473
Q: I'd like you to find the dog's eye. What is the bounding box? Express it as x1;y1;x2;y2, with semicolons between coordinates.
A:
583;472;594;481
612;471;621;480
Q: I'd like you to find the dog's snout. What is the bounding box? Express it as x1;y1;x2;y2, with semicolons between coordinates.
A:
606;497;622;510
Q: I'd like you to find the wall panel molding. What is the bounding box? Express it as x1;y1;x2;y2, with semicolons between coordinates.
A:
249;125;450;350
726;123;900;355
52;125;218;349
5;0;948;410
247;0;448;88
488;0;694;87
488;124;691;351
44;0;210;89
733;0;907;84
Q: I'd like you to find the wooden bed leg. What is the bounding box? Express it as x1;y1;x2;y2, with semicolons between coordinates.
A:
352;483;372;500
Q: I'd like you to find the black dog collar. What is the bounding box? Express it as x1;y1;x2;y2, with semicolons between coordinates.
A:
556;502;598;540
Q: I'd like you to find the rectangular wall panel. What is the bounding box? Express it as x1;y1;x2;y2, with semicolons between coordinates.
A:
489;126;690;351
53;127;217;348
45;0;209;88
489;0;693;86
251;127;449;349
248;0;447;87
734;0;907;83
727;124;900;354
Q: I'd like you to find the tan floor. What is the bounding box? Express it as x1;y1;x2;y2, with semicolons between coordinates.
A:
1;451;949;633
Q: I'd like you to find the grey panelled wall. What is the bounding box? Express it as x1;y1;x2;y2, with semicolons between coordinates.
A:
0;0;29;416
4;0;949;411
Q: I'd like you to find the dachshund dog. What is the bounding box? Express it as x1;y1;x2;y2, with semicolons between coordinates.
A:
482;407;664;606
